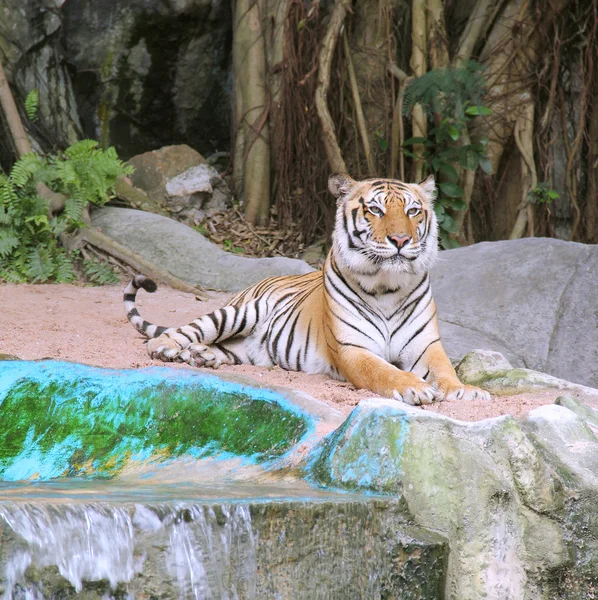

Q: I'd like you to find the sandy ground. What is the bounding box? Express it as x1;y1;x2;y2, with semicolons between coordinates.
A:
0;281;592;421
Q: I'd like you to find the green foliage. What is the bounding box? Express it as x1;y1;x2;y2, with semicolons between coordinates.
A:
0;140;133;284
82;259;119;285
403;61;492;247
528;182;559;205
25;90;39;122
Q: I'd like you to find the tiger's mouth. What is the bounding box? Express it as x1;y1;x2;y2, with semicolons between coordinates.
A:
362;246;421;265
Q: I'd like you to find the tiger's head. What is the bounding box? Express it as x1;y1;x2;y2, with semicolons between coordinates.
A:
329;173;439;275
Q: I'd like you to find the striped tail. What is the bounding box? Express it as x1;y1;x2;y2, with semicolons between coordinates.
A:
123;275;169;338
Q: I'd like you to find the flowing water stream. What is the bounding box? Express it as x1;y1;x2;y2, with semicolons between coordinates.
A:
0;481;446;600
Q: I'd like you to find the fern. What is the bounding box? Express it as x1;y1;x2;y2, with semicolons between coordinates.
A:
83;259;119;285
0;139;133;285
26;247;54;282
25;90;39;122
0;228;20;258
9;153;42;188
54;249;76;283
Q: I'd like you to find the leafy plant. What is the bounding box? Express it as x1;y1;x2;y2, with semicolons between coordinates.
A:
403;61;492;248
82;259;119;285
528;182;559;205
25;90;39;122
223;239;245;254
0;140;133;283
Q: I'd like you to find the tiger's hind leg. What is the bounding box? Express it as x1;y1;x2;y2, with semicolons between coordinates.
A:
147;300;262;364
179;338;255;369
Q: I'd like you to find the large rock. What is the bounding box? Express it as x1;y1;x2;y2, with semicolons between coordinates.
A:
432;238;598;388
128;145;232;224
309;396;598;599
91;207;314;292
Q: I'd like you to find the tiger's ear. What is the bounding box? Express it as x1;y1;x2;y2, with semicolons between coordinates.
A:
328;173;356;200
418;174;437;205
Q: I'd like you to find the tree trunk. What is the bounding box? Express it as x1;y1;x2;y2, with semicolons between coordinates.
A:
0;60;32;157
234;0;271;226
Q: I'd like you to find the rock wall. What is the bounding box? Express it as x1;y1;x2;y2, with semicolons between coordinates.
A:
0;0;232;160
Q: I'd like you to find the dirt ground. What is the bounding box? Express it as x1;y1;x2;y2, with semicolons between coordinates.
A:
0;281;589;421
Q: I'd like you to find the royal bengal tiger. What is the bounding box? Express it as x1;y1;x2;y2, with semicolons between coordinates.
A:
124;173;490;405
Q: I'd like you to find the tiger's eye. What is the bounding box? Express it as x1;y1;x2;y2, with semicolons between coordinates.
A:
407;207;421;217
368;206;384;217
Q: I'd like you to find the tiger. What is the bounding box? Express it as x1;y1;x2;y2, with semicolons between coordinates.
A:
124;173;490;405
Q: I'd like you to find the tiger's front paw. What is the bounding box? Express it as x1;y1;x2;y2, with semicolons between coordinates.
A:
438;382;491;402
179;344;222;369
147;335;182;362
392;376;443;406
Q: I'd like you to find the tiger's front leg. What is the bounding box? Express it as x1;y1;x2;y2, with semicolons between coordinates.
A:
417;341;491;401
335;346;442;405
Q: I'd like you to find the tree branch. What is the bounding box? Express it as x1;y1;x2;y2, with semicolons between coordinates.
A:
453;0;496;67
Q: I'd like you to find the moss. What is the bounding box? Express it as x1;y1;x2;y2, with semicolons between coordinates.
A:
0;373;307;479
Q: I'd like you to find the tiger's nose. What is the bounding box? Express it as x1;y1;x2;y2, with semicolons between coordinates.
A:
388;234;411;249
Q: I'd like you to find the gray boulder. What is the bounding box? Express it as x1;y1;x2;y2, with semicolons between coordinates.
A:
432;238;598;388
91;207;313;292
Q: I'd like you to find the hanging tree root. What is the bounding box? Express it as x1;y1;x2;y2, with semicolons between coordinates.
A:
343;30;375;175
409;0;427;182
315;0;350;173
509;99;537;239
388;64;412;181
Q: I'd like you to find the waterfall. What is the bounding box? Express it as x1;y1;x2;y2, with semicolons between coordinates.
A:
0;502;257;599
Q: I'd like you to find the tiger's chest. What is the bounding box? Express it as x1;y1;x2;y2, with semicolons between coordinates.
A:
330;273;435;363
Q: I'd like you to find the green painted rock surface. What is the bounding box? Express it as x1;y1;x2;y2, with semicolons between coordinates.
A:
0;360;448;599
0;360;313;480
309;396;598;600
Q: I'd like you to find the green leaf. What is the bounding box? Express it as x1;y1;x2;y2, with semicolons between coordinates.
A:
547;190;560;200
448;125;460;141
434;203;446;224
403;137;429;146
438;182;464;198
441;213;457;233
467;152;478;171
439;231;461;249
445;198;467;211
465;105;492;117
438;163;458;181
478;156;493;175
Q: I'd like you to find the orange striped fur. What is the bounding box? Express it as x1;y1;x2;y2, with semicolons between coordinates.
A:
124;173;489;405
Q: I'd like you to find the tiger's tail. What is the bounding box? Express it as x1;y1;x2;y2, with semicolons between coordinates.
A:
123;275;170;339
